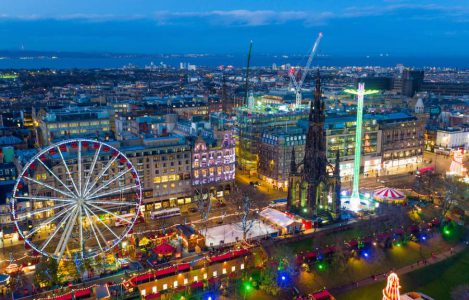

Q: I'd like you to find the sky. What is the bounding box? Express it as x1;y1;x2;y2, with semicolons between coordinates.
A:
0;0;468;56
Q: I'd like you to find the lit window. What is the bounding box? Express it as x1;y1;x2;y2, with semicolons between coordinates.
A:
203;273;207;280
141;290;146;296
163;284;168;290
222;268;227;274
193;275;198;282
213;271;217;277
231;266;236;272
240;263;245;270
173;281;178;288
152;286;157;293
184;278;188;285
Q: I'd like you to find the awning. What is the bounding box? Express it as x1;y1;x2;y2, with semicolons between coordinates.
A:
152;243;176;255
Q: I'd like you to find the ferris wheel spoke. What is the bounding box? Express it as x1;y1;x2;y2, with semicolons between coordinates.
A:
86;200;137;207
14;195;75;203
86;168;132;199
84;206;120;240
87;185;138;201
23;203;73;219
24;206;73;238
39;207;75;252
83;143;102;198
57;147;80;197
55;206;78;261
83;155;118;197
22;176;76;199
78;141;83;197
37;158;74;195
83;206;105;252
79;206;84;259
86;202;132;225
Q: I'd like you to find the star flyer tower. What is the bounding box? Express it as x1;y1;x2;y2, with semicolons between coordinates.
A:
383;272;401;300
344;83;379;211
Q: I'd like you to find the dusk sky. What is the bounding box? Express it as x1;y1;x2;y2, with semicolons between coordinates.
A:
1;0;468;56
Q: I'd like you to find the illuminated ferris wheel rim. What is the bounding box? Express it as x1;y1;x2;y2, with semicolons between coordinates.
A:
11;138;143;261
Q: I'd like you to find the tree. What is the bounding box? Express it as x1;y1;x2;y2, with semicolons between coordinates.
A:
238;194;255;241
34;258;59;288
439;176;467;222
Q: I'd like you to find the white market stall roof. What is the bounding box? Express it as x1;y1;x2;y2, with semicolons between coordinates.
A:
374;187;406;201
204;220;277;247
259;208;296;228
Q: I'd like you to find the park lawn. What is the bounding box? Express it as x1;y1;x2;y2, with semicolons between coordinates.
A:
336;248;469;300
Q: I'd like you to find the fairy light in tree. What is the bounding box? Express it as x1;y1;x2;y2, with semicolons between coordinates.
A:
344;83;379;211
382;272;401;300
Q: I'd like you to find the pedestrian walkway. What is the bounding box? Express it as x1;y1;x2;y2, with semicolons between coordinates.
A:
331;242;467;295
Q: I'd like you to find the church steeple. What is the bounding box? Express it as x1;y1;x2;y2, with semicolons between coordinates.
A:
290;147;297;174
310;70;324;124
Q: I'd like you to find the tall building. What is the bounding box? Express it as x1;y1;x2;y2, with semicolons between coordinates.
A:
401;69;424;97
287;73;341;221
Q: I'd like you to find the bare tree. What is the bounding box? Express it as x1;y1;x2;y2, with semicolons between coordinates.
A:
238;194;255;241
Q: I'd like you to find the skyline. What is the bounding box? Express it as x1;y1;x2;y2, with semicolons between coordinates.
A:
1;0;469;56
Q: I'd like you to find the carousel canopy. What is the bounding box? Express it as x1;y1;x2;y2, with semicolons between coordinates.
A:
374;187;406;201
152;243;176;255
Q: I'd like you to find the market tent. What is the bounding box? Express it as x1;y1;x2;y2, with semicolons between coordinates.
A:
138;236;151;247
152;243;176;256
373;187;406;204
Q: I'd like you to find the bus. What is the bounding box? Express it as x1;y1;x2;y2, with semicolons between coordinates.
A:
269;198;287;208
150;207;181;220
115;212;145;227
416;166;434;176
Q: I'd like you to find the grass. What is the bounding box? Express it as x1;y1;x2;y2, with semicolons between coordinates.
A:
336;248;469;300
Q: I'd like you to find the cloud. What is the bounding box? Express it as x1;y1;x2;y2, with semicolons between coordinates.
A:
0;4;467;26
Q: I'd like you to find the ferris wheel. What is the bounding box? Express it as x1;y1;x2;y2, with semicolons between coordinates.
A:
11;139;143;261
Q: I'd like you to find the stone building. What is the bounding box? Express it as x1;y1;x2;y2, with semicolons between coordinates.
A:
287;74;341;221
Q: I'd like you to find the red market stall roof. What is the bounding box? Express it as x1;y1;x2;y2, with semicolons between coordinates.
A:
309;289;334;300
175;285;186;292
130;263;191;285
152;243;176;255
321;246;337;255
346;239;358;248
208;248;249;263
191;281;203;289
48;288;91;300
145;292;161;299
304;251;318;260
377;233;391;241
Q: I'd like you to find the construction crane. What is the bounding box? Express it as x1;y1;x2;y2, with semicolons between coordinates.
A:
244;40;253;108
289;32;323;108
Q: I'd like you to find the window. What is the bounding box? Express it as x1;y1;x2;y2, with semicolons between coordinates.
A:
141;290;146;297
240;263;245;270
162;284;168;290
222;268;227;274
231;266;236;272
193;276;198;282
213;271;217;277
203;273;207;280
173;281;178;288
152;286;157;293
184;278;188;285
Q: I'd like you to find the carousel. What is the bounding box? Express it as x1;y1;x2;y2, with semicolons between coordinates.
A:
373;187;407;205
